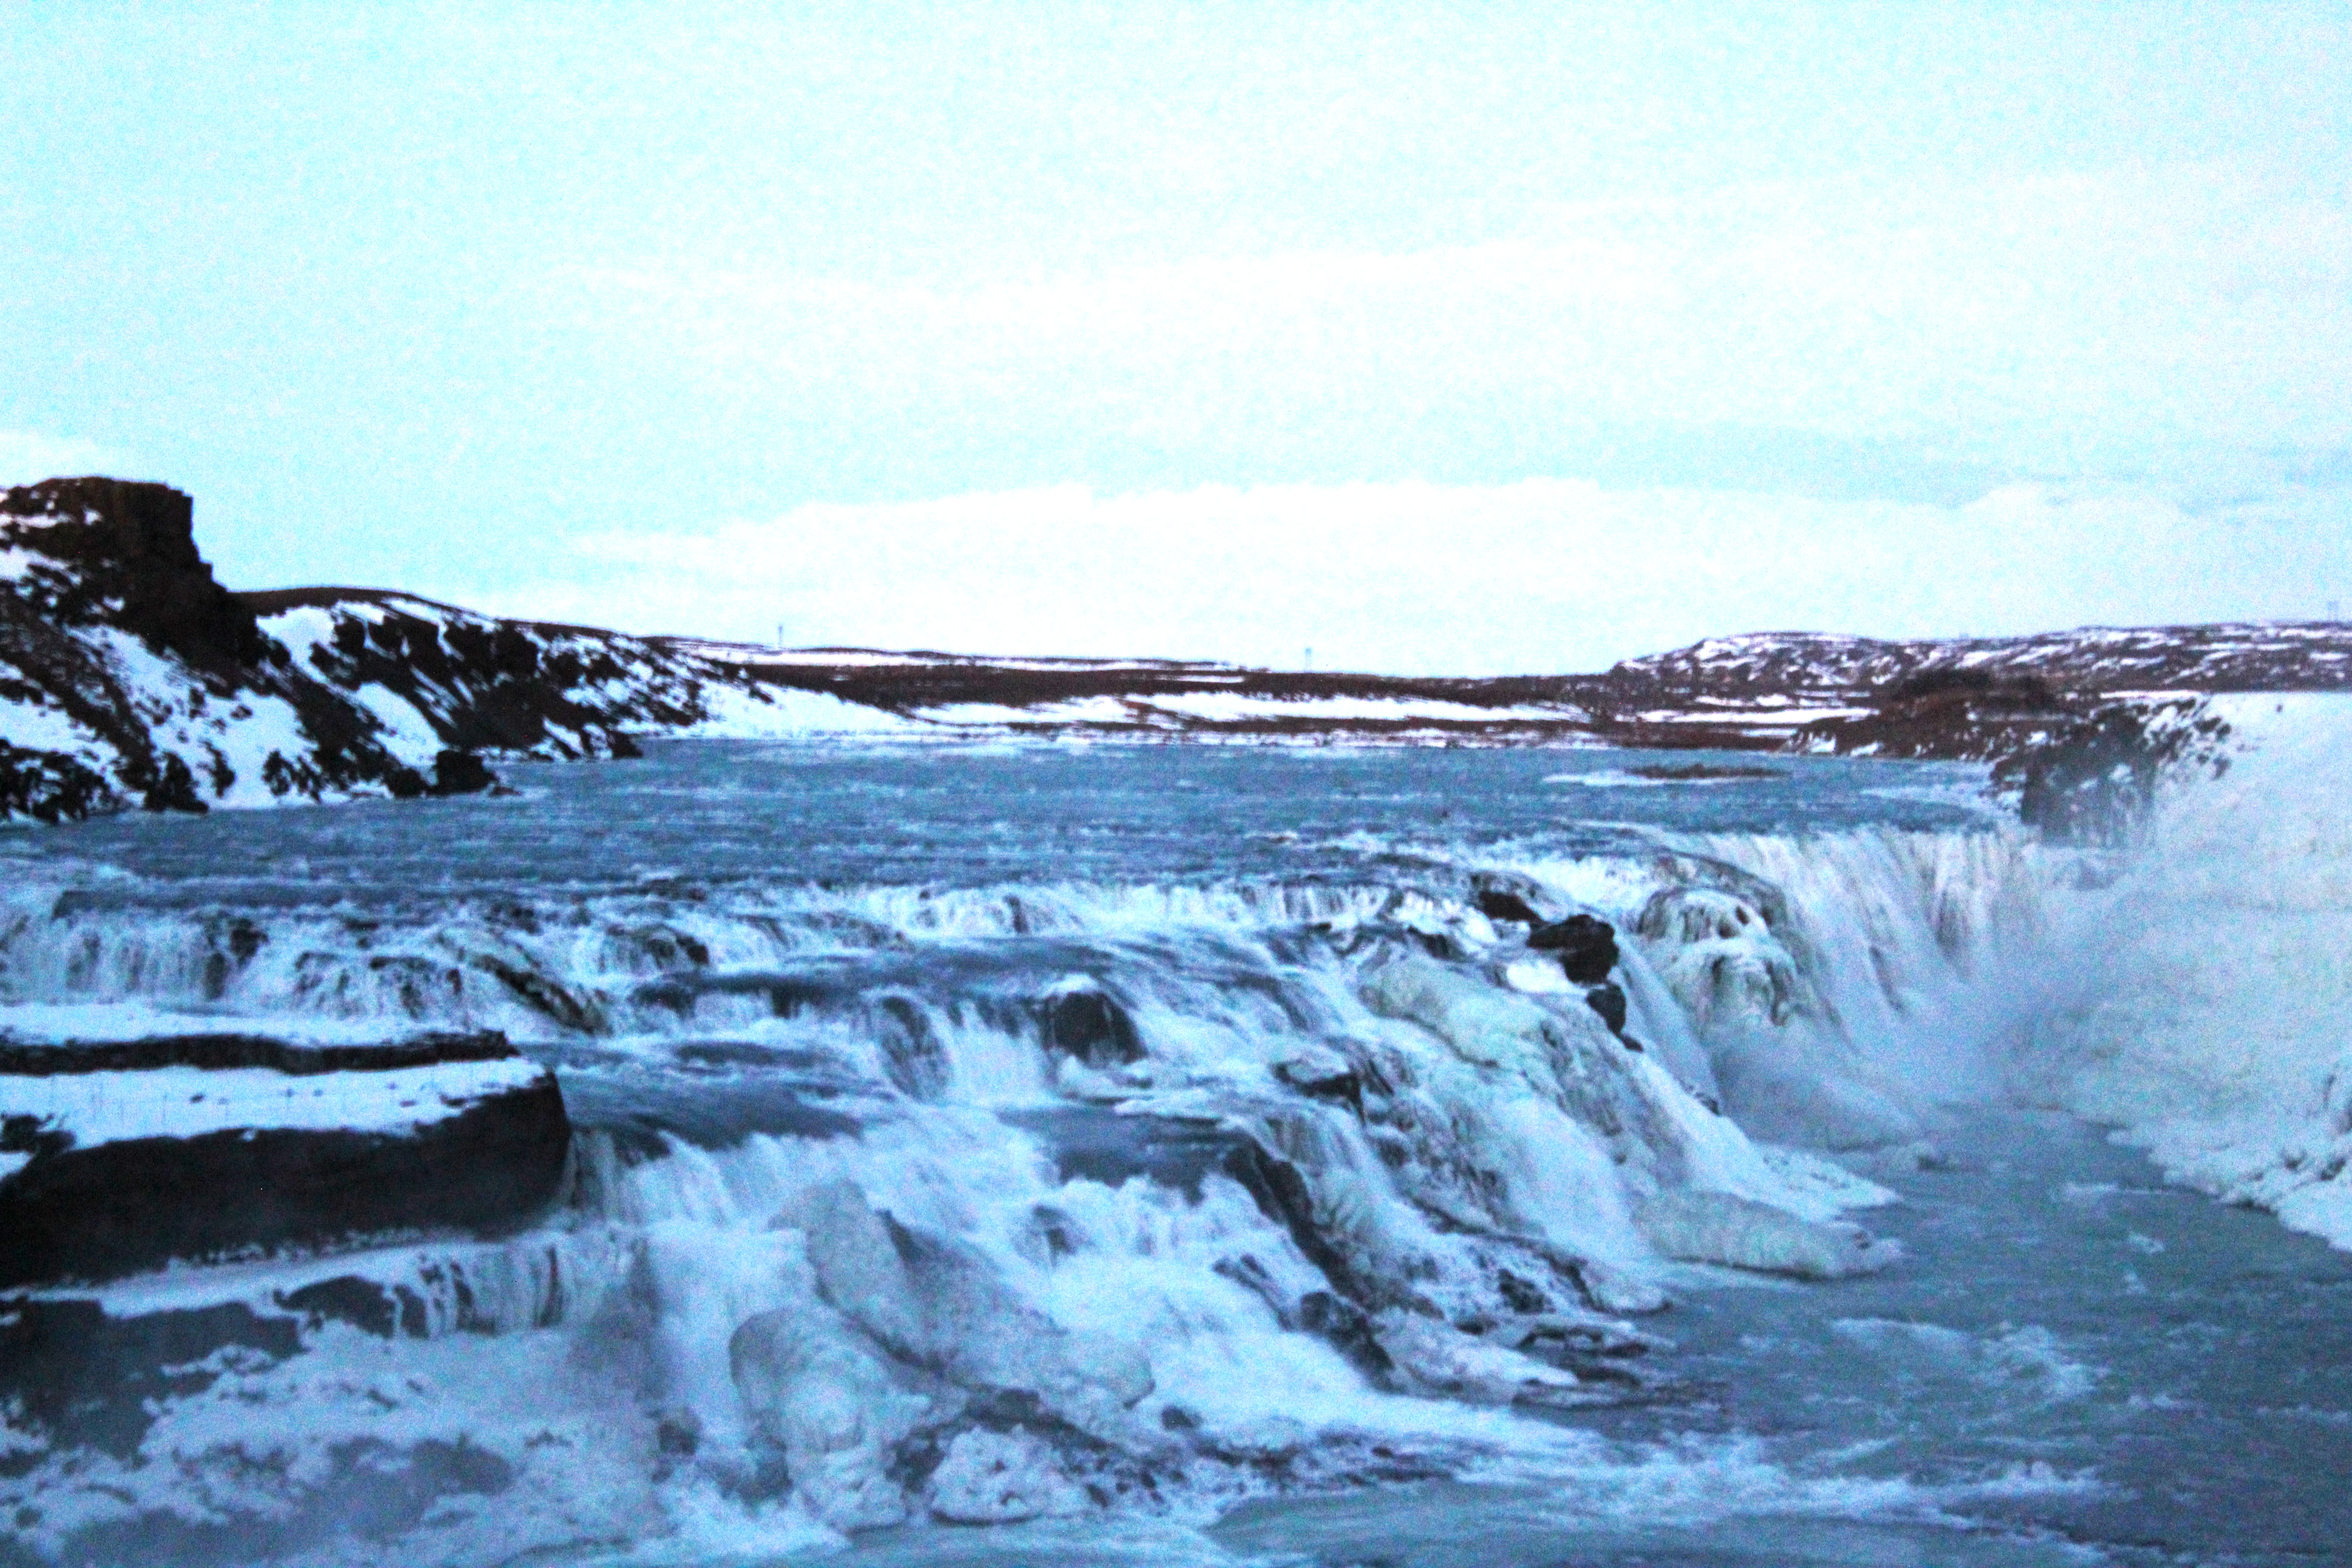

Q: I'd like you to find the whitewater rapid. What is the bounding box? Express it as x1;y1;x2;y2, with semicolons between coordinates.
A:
2036;693;2352;1248
2;730;2347;1564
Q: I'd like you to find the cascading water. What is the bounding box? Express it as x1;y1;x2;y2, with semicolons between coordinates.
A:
2035;693;2352;1246
4;738;2348;1567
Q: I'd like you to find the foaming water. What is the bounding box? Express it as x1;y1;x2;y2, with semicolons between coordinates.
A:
2045;693;2352;1247
0;738;2347;1565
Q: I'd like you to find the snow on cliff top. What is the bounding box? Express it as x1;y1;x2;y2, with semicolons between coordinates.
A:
1618;623;2352;696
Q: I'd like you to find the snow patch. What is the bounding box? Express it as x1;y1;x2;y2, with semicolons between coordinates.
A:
0;1057;549;1147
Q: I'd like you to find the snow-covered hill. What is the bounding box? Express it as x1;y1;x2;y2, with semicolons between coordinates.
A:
245;587;915;761
1616;624;2352;701
0;479;920;824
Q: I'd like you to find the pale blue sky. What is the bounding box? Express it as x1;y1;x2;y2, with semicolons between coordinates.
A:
5;4;2349;670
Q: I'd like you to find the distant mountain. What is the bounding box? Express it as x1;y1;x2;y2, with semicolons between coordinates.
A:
5;476;2348;828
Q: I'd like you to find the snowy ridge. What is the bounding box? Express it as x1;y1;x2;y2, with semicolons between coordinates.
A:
9;474;2351;834
671;638;1239;674
1615;622;2352;701
248;588;921;761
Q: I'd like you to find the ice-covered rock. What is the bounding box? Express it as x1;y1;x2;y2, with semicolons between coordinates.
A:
1360;954;1664;1162
1630;872;1927;1156
2045;693;2352;1248
924;1428;1088;1524
1634;1187;1897;1279
1636;887;1805;1032
727;1179;1162;1525
777;1179;1153;1414
729;1306;936;1529
1371;1310;1593;1409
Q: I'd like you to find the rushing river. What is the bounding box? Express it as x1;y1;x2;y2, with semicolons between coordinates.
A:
4;737;2349;1567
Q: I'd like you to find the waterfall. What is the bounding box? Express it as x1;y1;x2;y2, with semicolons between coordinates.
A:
1;812;2092;1559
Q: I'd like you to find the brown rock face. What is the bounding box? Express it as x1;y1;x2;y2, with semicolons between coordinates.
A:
0;477;463;818
0;477;271;674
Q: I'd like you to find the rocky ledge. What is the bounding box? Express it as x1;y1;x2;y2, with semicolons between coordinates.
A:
0;1029;569;1288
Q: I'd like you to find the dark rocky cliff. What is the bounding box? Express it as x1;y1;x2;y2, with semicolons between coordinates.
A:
242;586;785;762
0;479;493;820
2;477;274;674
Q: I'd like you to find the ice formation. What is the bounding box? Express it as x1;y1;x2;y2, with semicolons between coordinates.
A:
2042;693;2352;1247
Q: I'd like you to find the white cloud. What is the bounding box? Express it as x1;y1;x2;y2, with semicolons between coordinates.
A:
474;475;2352;675
569;162;2352;459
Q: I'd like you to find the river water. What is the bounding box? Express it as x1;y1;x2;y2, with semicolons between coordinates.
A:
4;739;2347;1567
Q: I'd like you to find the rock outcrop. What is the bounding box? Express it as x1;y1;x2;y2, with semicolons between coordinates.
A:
0;1029;569;1287
0;477;917;823
0;478;479;818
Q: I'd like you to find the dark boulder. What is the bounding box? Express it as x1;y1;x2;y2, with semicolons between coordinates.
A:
1475;889;1544;926
1037;987;1144;1068
1470;869;1562;925
430;749;497;796
1529;913;1619;982
1583;981;1629;1037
